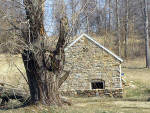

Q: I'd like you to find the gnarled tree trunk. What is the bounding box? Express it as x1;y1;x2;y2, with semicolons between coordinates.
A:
22;0;69;106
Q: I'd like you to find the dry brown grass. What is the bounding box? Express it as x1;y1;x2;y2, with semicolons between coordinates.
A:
1;99;150;113
0;54;27;89
0;54;150;113
92;33;145;58
122;58;150;83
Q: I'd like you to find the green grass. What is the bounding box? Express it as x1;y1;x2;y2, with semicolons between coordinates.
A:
123;80;150;102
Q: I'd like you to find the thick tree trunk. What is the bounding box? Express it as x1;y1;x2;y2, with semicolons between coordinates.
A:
22;51;62;105
22;0;69;106
22;45;70;105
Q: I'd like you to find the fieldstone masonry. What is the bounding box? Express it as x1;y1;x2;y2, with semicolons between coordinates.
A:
60;34;123;97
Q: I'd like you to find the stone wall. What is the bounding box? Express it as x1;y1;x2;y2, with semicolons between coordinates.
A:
60;89;123;98
60;36;122;92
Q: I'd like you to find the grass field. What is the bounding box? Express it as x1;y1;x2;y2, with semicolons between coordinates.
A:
0;54;150;113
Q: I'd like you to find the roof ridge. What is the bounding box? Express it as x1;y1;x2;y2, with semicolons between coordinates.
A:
65;33;123;62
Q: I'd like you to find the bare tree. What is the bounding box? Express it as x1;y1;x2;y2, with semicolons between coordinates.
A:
108;0;112;32
0;0;74;106
115;0;121;56
104;0;108;33
143;0;150;68
1;0;150;106
124;0;129;58
21;0;70;105
69;0;76;36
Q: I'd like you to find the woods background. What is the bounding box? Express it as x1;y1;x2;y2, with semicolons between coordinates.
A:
0;0;150;110
0;0;150;59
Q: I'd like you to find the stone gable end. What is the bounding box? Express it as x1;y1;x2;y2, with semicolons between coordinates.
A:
60;36;122;97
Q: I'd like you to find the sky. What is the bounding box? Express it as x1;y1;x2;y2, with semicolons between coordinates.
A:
44;0;105;36
44;0;54;36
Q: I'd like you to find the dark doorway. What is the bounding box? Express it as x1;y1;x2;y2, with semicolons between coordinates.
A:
91;81;105;89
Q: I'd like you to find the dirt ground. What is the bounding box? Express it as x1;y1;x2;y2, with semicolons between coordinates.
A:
0;54;150;113
1;99;150;113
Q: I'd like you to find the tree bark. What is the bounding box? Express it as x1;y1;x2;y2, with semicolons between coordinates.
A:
144;0;150;68
22;51;62;105
108;0;111;32
116;0;120;56
22;0;69;106
104;0;108;33
115;0;121;56
124;0;129;58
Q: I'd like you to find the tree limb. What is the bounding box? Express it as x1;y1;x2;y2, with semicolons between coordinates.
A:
58;70;70;88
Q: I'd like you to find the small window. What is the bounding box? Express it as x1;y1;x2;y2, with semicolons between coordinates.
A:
91;81;105;89
82;47;88;52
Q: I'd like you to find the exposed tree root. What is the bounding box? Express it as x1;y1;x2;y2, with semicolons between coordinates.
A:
0;86;72;108
61;96;72;106
0;86;29;106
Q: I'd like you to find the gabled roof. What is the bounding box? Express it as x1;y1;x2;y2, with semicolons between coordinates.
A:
65;33;123;62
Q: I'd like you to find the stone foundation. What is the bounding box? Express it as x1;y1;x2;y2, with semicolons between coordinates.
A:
60;89;123;98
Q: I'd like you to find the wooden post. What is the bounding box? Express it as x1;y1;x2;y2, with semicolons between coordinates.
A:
119;64;122;88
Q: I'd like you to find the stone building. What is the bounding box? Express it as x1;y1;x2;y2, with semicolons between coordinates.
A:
60;33;123;97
